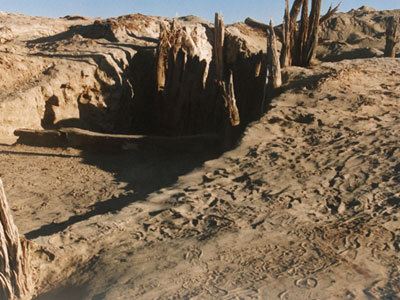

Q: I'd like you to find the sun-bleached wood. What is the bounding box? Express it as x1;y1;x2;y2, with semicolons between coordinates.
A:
221;72;240;127
304;0;322;66
281;0;292;67
214;13;225;82
281;0;339;67
267;20;282;89
156;23;169;92
214;13;240;127
0;179;33;300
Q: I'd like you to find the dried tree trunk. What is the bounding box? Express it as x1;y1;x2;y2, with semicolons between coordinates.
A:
280;0;304;67
214;13;225;82
297;0;309;66
384;16;399;58
244;17;269;32
267;20;282;89
304;0;322;66
221;72;240;126
281;0;340;67
156;23;172;92
281;0;292;67
0;179;32;300
319;3;341;25
214;13;240;127
290;0;304;21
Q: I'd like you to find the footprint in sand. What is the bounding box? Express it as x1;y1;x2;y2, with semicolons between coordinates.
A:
295;277;318;289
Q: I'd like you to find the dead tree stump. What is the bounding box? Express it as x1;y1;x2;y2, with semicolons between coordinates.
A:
0;179;32;300
384;16;399;58
214;13;240;127
267;20;282;89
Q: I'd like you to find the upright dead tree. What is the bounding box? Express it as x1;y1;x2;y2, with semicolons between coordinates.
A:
296;0;309;66
281;0;292;67
267;20;282;89
289;0;304;58
214;13;225;82
281;0;340;67
384;16;399;58
156;23;171;92
214;13;240;127
0;179;32;300
304;0;322;66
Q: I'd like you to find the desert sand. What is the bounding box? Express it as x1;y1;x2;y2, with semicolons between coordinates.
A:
0;6;399;300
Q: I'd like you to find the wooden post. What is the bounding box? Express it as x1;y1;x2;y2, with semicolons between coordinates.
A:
304;0;322;66
267;20;282;89
281;0;292;67
281;0;339;67
221;72;240;126
0;179;32;300
384;16;399;58
288;0;303;67
214;13;240;127
297;0;309;66
281;0;305;67
156;23;170;92
214;13;225;82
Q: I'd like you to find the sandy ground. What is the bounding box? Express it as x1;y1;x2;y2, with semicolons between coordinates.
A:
1;58;399;299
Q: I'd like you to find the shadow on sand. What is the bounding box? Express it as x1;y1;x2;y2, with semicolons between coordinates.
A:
25;144;222;240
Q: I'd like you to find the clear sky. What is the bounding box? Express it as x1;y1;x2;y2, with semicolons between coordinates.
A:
0;0;399;24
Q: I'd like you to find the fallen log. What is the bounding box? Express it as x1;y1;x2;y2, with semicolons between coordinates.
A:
14;128;219;152
0;179;33;300
244;17;269;32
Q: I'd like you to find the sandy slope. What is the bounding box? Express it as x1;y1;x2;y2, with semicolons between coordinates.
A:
1;57;399;299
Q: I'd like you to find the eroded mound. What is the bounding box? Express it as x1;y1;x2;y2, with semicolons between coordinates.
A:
1;8;399;143
319;6;400;61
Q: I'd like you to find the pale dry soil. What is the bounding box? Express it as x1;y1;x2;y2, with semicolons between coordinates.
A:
1;58;400;299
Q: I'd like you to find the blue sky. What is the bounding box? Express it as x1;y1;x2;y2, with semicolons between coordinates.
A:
0;1;399;24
